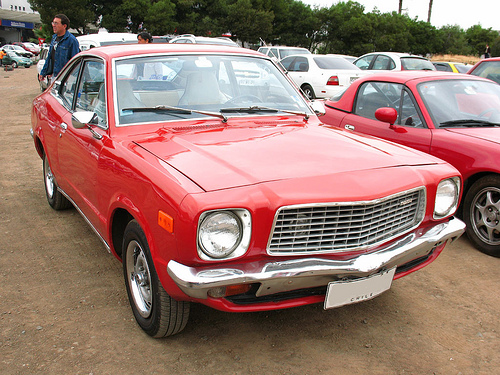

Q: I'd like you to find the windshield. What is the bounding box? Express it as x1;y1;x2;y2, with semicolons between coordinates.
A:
418;79;500;127
401;57;435;70
469;60;500;84
114;54;311;125
313;56;360;70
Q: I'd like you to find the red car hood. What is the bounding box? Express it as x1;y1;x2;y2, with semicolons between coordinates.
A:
134;121;441;192
445;127;500;144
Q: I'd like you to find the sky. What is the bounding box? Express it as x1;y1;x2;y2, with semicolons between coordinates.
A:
301;0;499;30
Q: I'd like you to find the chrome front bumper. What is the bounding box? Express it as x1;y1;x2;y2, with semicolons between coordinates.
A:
167;218;465;300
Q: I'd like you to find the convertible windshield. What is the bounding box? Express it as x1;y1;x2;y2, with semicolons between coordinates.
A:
114;54;311;125
418;79;500;127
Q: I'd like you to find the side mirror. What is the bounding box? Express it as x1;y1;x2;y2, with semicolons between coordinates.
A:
375;107;398;125
72;111;97;129
310;100;326;116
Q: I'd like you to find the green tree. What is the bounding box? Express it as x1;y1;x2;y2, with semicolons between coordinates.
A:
436;25;472;55
226;0;274;45
466;24;499;57
28;0;95;34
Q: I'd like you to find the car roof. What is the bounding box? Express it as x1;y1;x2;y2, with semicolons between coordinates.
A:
79;43;263;60
359;52;427;59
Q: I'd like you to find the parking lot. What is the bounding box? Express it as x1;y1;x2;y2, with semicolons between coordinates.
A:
1;66;499;375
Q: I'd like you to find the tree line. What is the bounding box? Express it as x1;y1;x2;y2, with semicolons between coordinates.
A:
28;0;499;57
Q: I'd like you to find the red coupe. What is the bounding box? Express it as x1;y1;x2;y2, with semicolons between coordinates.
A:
322;71;500;257
31;45;464;337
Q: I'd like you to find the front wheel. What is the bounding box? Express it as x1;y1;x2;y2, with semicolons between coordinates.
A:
463;175;500;257
43;153;72;210
12;61;18;68
123;220;190;337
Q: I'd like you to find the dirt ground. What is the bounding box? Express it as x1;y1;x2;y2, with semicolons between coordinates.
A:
1;66;499;375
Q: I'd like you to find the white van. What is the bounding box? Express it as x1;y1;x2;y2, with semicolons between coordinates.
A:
77;30;138;51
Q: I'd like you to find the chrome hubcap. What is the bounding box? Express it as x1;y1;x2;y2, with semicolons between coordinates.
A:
126;240;152;318
472;187;500;245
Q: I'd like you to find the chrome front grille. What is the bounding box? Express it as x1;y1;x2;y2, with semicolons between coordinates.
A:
267;188;426;255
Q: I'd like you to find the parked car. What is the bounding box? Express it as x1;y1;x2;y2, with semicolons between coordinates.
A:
13;41;40;56
2;44;34;59
76;31;139;51
432;61;471;73
322;71;500;257
281;54;371;99
467;57;500;84
2;51;32;68
354;52;436;71
31;44;464;337
257;45;311;60
36;47;49;91
169;34;239;47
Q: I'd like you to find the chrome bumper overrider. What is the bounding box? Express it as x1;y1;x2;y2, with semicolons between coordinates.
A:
167;218;465;300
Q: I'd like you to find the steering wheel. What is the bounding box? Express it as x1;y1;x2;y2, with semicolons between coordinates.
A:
478;107;500;119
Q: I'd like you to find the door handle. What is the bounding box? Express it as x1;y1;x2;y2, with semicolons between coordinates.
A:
59;122;68;131
344;124;355;131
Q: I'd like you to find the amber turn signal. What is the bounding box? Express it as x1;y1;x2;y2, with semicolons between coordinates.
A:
158;210;174;233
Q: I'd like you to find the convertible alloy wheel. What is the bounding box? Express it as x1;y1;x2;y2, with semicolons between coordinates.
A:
463;175;500;257
123;220;190;337
43;153;72;210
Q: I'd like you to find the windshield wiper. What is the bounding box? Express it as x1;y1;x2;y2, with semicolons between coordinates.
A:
439;119;500;128
122;105;228;122
220;105;309;119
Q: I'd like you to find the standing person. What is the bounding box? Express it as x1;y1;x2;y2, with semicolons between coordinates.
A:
39;14;79;84
0;49;6;66
485;44;491;59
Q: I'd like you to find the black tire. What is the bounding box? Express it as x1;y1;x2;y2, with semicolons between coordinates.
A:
301;84;315;100
43;153;72;210
463;175;500;257
123;220;190;337
12;61;18;68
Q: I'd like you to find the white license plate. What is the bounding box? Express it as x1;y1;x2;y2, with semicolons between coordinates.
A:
324;268;396;310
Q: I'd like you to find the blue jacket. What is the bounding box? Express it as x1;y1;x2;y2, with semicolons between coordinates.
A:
41;31;80;78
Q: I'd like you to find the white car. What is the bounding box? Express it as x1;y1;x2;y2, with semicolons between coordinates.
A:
353;52;436;71
281;54;372;99
36;47;49;91
257;46;311;61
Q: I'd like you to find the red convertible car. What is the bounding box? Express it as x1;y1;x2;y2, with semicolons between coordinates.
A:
322;71;500;257
31;44;464;337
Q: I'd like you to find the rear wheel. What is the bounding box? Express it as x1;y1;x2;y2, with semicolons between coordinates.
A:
12;61;18;68
123;220;190;337
463;175;500;257
43;153;72;210
301;84;315;100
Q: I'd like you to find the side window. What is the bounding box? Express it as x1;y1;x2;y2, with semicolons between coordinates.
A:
60;62;81;108
399;90;424;127
295;57;309;72
372;55;391;70
269;48;279;59
280;57;295;71
75;60;106;127
354;55;374;70
354;82;402;120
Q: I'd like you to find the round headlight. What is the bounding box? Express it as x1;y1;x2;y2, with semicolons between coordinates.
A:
198;211;242;259
434;177;460;219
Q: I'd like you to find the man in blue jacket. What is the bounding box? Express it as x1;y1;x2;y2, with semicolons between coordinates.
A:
39;14;79;84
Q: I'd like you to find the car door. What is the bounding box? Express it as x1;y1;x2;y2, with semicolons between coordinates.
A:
55;57;108;231
281;56;308;87
339;81;432;153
